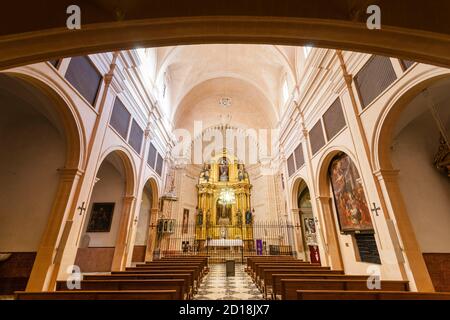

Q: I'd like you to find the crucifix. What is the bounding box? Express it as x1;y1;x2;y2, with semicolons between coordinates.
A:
371;202;381;216
77;202;87;216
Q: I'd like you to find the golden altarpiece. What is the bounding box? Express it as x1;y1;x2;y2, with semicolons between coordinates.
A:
195;150;254;252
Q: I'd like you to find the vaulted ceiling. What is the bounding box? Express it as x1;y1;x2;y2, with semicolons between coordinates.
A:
153;44;299;132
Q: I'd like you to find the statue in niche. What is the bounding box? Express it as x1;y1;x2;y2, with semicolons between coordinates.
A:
200;164;210;183
238;164;245;181
218;157;229;181
245;209;253;225
206;209;211;226
196;207;203;226
236;209;243;226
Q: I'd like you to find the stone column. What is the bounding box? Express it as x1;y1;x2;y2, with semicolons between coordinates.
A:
145;208;160;261
317;196;344;270
375;170;435;292
26;168;83;291
111;195;136;271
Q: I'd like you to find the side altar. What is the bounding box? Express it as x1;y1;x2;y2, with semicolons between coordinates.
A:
195;150;254;255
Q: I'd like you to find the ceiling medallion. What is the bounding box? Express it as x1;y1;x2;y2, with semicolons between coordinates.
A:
219;97;232;108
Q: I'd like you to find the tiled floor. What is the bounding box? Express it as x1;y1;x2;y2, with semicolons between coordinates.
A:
194;263;263;300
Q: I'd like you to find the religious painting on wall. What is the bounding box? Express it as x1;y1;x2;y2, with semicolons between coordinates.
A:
182;209;189;234
329;153;374;233
303;217;317;245
86;203;115;232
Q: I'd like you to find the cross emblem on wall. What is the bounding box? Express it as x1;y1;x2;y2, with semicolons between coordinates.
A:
371;202;381;216
77;202;87;216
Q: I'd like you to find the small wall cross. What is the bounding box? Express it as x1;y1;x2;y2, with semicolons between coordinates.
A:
78;202;87;216
371;202;381;216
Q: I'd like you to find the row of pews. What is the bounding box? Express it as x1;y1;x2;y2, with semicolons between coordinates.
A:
15;256;208;300
245;256;450;300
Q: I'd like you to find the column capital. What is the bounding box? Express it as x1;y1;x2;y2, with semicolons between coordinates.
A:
373;169;400;182
316;195;332;204
57;167;84;180
123;195;137;203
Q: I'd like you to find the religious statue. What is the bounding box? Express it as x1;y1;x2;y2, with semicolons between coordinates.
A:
218;157;229;181
236;209;243;226
245;209;253;225
238;164;245;181
200;164;210;183
196;208;203;226
206;209;211;226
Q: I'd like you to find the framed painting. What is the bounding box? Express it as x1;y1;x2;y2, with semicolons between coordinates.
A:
86;202;115;233
329;153;374;233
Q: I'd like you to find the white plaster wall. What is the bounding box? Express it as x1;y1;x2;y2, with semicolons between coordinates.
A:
84;161;125;247
0;111;65;252
391;111;450;253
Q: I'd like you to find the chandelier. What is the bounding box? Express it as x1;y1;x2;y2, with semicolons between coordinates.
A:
218;188;236;205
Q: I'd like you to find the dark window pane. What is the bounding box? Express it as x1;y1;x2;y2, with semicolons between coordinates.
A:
128;120;144;154
309;121;326;155
323;98;346;140
287;154;295;177
65;56;102;106
49;59;59;68
148;143;157;168
354;56;397;109
401;60;415;70
294;144;304;169
110;98;131;139
355;233;381;264
155;153;164;176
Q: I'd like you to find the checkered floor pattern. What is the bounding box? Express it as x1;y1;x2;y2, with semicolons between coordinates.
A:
194;263;263;300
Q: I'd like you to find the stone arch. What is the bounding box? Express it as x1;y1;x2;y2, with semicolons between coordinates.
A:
290;175;311;210
2;13;450;69
97;146;137;197
373;70;450;172
314;147;361;270
2;70;85;170
81;147;137;271
0;72;84;292
370;71;450;292
316;146;358;197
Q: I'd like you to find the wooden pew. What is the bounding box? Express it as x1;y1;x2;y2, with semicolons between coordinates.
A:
113;268;200;291
281;279;410;300
56;279;186;300
124;266;202;284
258;268;341;295
296;290;450;300
82;274;193;298
15;290;178;300
254;265;328;287
246;257;297;273
266;271;363;299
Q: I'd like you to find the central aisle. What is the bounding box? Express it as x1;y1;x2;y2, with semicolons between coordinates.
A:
194;264;263;300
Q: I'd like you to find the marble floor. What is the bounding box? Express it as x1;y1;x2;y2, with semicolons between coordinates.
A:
194;263;263;300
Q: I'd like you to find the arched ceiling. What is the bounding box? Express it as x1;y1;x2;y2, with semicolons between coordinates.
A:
174;76;276;133
157;44;296;128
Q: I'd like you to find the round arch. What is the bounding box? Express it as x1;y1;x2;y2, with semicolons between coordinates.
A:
290;175;311;209
2;14;450;70
97;146;137;197
2;70;85;170
370;71;450;292
142;176;160;209
316;146;359;197
373;70;450;171
0;71;85;291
